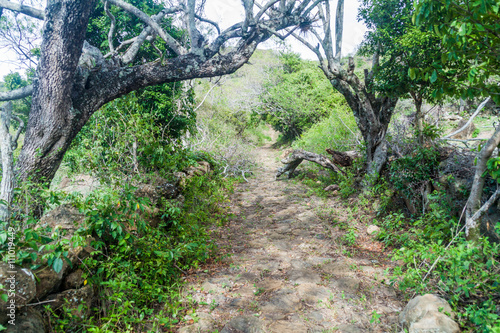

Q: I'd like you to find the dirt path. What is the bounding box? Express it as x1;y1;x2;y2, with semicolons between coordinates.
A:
178;143;402;333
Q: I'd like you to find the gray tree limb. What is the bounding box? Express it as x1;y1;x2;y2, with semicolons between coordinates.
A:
0;85;33;101
104;1;116;53
107;0;186;55
465;122;500;240
276;149;345;179
443;97;491;139
0;0;44;20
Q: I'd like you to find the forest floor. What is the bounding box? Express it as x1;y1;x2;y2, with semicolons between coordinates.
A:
176;139;405;333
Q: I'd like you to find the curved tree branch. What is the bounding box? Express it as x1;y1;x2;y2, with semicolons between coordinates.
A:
104;1;116;53
0;85;33;101
443;97;491;139
0;0;44;20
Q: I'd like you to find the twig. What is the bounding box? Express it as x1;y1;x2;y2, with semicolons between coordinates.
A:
174;263;187;275
26;299;57;307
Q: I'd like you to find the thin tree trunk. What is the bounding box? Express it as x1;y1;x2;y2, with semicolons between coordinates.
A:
465;124;500;241
411;92;424;144
0;102;22;227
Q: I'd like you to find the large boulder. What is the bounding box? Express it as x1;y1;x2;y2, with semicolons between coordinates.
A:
0;263;36;308
400;294;460;333
37;204;86;237
44;285;94;318
4;308;46;333
57;174;100;196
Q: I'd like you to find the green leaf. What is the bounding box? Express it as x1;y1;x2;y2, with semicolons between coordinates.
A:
52;257;63;273
430;70;438;83
409;68;416;80
458;23;467;36
1;294;8;302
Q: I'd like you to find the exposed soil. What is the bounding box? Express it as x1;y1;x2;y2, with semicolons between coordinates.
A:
177;142;403;333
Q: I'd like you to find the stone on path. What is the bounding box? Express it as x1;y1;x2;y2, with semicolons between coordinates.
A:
220;315;264;333
399;294;460;333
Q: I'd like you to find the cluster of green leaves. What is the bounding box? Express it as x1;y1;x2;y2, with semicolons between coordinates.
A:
87;0;183;64
292;106;359;154
414;0;500;103
0;182;86;275
358;0;443;106
392;236;500;332
45;172;233;331
258;52;347;142
64;87;195;182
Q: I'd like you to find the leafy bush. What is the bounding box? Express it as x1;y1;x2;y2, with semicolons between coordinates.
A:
392;237;500;332
44;172;233;331
64;90;195;182
293;106;360;154
259;52;347;142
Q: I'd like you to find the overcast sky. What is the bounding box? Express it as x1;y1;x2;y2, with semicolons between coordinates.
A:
0;0;367;78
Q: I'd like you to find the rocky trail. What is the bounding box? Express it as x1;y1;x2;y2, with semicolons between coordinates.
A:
178;143;403;333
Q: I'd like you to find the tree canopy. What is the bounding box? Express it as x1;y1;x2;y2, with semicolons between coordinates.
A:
414;0;500;103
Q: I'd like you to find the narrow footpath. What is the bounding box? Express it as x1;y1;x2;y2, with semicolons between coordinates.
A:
178;143;403;333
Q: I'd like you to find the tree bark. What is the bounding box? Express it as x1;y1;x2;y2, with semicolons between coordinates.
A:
0;102;23;227
16;0;97;186
465;124;500;241
410;92;424;144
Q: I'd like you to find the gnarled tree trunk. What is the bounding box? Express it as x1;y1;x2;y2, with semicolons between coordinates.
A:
291;0;398;185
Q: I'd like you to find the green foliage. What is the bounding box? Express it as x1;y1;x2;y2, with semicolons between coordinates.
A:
358;0;442;104
259;52;346;142
87;0;183;64
376;194;458;248
392;237;500;332
293;106;359;154
388;137;441;212
414;0;500;103
485;156;500;182
64;89;195;181
1;72;33;125
46;172;233;331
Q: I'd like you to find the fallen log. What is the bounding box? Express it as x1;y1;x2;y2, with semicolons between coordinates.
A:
276;149;345;179
325;149;360;167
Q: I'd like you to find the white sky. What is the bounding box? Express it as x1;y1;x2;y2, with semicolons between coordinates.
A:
0;0;367;78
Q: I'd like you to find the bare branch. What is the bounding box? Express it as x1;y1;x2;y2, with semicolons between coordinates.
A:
121;9;168;64
302;0;324;17
255;0;280;21
0;85;33;102
443;97;491;139
186;0;203;51
104;1;116;53
241;0;255;33
0;0;44;20
335;0;344;60
195;14;220;35
290;30;324;63
107;0;186;55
